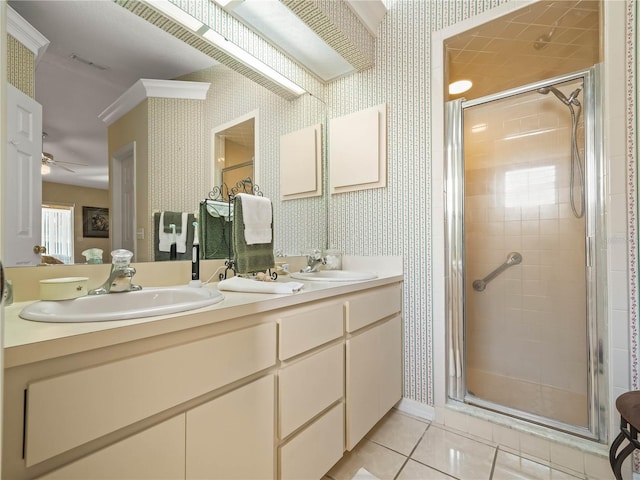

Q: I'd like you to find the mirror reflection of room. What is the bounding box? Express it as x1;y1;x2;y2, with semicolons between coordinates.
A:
6;0;326;266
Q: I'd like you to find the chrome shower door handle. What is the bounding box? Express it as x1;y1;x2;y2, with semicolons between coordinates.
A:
472;252;522;292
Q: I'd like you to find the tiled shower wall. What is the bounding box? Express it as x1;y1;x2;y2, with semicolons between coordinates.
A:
463;87;588;427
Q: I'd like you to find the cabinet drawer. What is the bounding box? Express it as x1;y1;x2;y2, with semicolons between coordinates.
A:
25;322;276;467
278;301;343;360
346;283;401;332
279;343;344;438
279;403;344;480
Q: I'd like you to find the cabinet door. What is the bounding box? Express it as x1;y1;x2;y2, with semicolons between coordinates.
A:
37;415;186;480
186;375;275;480
345;326;379;450
378;315;403;414
345;315;402;450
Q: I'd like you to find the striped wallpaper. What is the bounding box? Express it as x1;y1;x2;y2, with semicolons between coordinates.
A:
326;0;509;405
7;34;33;98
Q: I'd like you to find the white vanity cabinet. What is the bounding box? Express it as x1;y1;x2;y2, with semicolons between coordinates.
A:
345;284;403;450
5;278;403;480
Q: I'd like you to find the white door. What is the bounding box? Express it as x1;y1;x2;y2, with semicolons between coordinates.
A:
111;142;136;258
5;83;42;266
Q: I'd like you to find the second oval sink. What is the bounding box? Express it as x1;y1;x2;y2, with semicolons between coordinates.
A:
290;270;378;282
19;286;224;323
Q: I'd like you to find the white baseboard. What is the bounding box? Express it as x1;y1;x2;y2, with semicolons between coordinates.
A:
395;397;436;421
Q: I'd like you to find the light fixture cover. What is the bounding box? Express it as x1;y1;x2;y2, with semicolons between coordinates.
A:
202;28;306;96
147;0;306;98
449;79;472;95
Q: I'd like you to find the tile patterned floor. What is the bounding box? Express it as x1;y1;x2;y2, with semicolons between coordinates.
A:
325;410;615;480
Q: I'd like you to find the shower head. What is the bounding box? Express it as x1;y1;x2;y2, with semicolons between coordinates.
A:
533;21;558;50
537;86;581;107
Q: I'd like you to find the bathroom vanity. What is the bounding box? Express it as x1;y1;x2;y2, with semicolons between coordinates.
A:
2;272;403;480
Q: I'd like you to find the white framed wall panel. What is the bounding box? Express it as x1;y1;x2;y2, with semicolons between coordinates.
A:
280;124;322;200
329;103;386;194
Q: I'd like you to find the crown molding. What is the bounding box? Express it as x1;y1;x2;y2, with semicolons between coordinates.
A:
7;6;50;63
99;79;211;126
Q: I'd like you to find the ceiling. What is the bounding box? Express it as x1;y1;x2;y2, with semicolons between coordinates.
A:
9;0;219;189
446;0;600;101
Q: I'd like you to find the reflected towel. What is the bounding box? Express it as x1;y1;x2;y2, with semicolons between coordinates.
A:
217;277;303;294
199;201;232;259
154;213;195;261
205;200;233;220
236;193;272;245
158;212;188;253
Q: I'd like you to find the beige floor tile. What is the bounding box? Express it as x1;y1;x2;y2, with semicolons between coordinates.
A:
327;440;406;480
410;425;496;479
366;410;429;455
492;450;583;480
396;459;456;480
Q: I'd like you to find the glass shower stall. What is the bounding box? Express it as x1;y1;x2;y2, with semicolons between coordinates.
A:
445;65;605;441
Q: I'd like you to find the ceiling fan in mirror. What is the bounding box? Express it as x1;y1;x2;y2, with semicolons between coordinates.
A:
41;131;88;175
41;151;88;175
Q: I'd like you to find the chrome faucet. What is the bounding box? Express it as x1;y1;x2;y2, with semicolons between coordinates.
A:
301;249;326;273
89;249;142;295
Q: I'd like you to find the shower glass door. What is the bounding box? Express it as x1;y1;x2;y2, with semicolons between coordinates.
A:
445;67;603;440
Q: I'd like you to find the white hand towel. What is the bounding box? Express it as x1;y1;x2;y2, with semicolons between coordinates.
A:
237;193;272;245
217;277;303;294
158;212;171;252
158;212;189;253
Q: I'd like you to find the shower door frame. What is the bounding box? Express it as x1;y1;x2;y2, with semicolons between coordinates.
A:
444;65;606;442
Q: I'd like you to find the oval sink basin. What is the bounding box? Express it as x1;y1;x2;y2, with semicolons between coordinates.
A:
290;270;378;282
19;286;224;323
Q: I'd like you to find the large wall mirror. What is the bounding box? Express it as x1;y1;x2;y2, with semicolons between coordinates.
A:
7;0;328;266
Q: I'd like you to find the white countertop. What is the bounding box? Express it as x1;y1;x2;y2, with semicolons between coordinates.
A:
4;272;403;368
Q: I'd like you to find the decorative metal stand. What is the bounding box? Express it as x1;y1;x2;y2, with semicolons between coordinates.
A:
202;178;275;280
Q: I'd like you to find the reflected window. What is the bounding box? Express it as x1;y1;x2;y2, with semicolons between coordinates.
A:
504;166;556;208
42;204;74;264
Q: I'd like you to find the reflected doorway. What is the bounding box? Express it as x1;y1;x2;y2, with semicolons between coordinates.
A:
212;111;257;197
111;142;136;259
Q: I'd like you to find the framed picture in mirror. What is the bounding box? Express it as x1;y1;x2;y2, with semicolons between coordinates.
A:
82;206;109;238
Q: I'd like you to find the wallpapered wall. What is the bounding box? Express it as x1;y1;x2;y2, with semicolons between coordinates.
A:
326;0;510;405
6;34;33;98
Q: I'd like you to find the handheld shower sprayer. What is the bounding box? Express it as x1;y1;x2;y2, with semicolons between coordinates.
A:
537;86;581;107
537;83;585;218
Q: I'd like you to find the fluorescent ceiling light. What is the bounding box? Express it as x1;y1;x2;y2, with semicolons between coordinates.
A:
449;79;472;95
147;0;306;97
202;28;306;96
228;0;354;81
147;0;204;32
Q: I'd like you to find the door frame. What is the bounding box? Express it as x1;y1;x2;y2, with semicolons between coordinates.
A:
110;142;136;260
